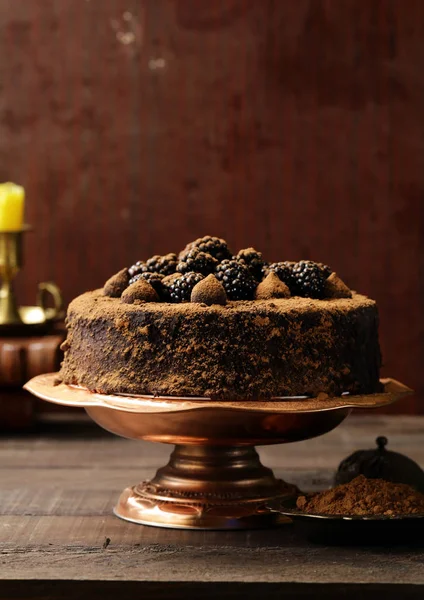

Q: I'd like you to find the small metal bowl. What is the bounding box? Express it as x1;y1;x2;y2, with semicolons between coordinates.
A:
267;496;424;545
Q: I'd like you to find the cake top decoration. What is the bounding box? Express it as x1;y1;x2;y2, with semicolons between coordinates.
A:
103;235;352;304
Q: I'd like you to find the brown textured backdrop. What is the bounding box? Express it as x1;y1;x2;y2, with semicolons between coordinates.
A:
0;0;423;412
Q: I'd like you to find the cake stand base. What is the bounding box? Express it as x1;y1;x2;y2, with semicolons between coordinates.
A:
114;444;296;529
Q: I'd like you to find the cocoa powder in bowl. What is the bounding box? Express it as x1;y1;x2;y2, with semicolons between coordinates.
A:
296;475;424;517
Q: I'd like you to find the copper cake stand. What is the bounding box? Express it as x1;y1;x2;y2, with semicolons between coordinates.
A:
25;374;411;530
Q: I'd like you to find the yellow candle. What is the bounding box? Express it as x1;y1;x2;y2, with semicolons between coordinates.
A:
0;182;25;231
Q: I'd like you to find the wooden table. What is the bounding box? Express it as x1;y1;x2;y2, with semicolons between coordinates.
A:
1;414;424;599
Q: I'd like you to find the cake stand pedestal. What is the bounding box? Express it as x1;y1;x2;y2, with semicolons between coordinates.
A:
116;444;295;529
25;374;411;530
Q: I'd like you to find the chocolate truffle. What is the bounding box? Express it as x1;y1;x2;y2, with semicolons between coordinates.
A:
121;279;159;304
325;273;352;299
103;268;129;298
255;272;290;300
191;274;227;306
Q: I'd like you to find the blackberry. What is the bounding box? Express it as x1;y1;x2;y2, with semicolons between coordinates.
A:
145;253;178;276
215;260;256;300
161;273;182;301
179;236;232;262
129;272;165;294
168;272;204;303
128;254;177;279
235;248;265;281
265;262;295;288
128;260;147;278
177;248;218;275
291;261;326;298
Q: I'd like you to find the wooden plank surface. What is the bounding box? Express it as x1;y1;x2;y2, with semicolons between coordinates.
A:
1;414;424;599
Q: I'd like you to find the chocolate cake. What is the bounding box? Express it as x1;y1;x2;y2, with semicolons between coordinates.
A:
59;237;382;400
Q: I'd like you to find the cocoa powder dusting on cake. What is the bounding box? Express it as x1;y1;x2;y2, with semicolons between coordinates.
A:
296;475;424;516
59;289;381;400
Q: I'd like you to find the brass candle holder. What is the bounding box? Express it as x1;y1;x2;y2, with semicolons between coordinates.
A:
0;226;64;335
0;228;26;325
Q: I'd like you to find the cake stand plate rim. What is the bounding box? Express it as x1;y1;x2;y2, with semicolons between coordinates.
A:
24;373;412;414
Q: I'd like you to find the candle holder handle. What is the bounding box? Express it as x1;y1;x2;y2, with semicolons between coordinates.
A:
37;281;64;321
0;231;24;325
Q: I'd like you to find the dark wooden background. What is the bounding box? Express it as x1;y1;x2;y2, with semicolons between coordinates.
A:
0;0;423;412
